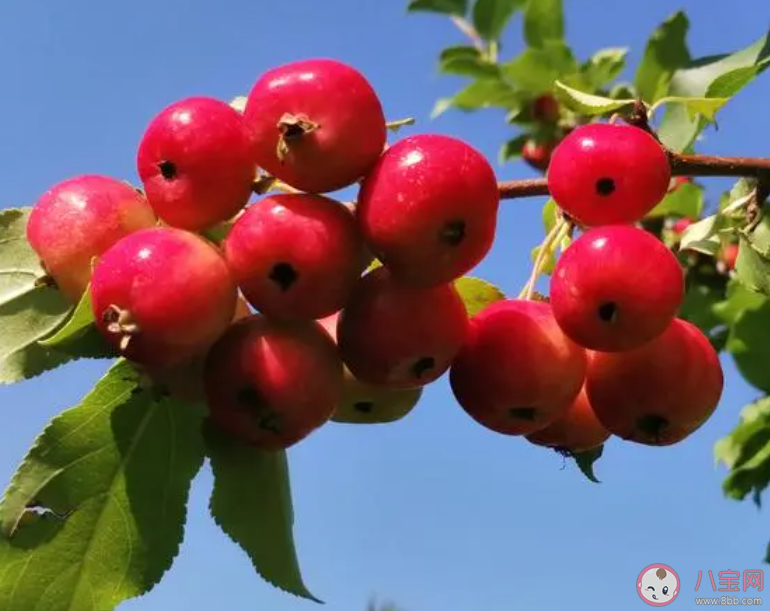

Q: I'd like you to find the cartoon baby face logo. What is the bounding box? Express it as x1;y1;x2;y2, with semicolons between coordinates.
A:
637;564;680;606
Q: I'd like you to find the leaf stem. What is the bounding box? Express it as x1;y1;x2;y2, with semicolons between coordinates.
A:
518;217;570;300
450;15;483;50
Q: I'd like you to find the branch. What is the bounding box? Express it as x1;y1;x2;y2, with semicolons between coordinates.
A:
498;153;770;200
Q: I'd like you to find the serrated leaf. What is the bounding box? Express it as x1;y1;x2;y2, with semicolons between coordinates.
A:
38;285;95;348
503;43;577;95
647;181;705;218
454;276;506;317
206;424;318;602
438;45;499;78
679;214;723;256
432;77;520;117
472;0;526;42
553;81;635;115
0;207;78;384
523;0;563;48
230;96;247;113
721;178;757;212
499;134;529;164
713;279;767;326
0;359;206;611
655;95;729;121
407;0;467;15
581;48;629;90
572;445;603;483
727;298;770;393
716;397;770;501
658;31;770;152
735;235;770;296
635;11;691;102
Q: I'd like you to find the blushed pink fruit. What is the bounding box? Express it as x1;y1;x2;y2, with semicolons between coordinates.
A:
357;134;499;287
137;96;256;231
671;217;694;235
26;175;157;302
337;266;469;389
91;227;237;368
550;225;684;352
244;58;386;194
586;318;724;446
547;123;671;226
204;314;343;450
223;193;364;321
450;300;586;436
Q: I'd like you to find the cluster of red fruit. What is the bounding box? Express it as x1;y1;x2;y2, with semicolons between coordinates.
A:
25;57;723;457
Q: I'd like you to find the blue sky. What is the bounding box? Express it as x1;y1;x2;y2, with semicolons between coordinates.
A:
1;1;770;610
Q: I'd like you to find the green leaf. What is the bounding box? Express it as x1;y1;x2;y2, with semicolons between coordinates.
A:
735;235;770;296
658;31;770;152
498;134;529;164
0;359;206;611
438;46;499;78
541;198;558;234
716;397;770;501
553;81;635;116
635;11;691;102
0;207;77;385
206;425;319;602
432;77;519;117
407;0;467;15
678;281;724;337
727;298;770;393
647;181;705;218
655;95;730;121
581;48;629;90
454;276;506;317
503;43;577;95
713;279;766;326
572;445;603;484
472;0;526;42
38;285;95;348
679;214;724;256
523;0;563;48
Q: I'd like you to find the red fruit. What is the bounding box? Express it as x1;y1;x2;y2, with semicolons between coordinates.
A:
547;123;671;226
531;94;560;123
586;318;723;446
137;96;256;231
243;58;386;194
521;139;555;172
357;134;499;287
450;300;586;436
204;314;343;450
223;193;364;321
91;227;237;368
671;217;694;235
720;243;739;271
337;267;469;389
550;225;684;352
525;386;610;452
27;175;157;302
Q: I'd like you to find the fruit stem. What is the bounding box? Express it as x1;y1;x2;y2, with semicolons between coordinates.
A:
518;217;570;300
386;117;416;132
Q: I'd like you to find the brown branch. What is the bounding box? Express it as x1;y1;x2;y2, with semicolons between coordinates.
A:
498;154;770;200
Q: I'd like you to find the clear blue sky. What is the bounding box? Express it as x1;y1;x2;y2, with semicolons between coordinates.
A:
1;2;770;610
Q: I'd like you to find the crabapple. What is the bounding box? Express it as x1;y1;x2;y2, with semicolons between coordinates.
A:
550;225;684;352
547;123;671;226
521;139;555;172
531;94;560;123
525;385;610;452
223;193;364;321
449;299;586;436
357;134;499;287
586;318;724;446
137;97;256;231
671;217;694;235
91;227;237;368
204;314;343;450
26;175;157;302
337;266;469;389
720;242;739;272
318;313;422;424
243;58;386;194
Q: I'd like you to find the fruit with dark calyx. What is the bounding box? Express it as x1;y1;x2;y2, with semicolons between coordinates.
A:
318;313;422;424
547;123;671;226
549;225;684;352
357;134;499;287
337;266;469;389
137;96;256;231
223;193;364;321
90;227;237;369
450;299;587;436
204;314;343;450
525;385;610;452
586;318;724;446
26;175;157;302
243;58;386;194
